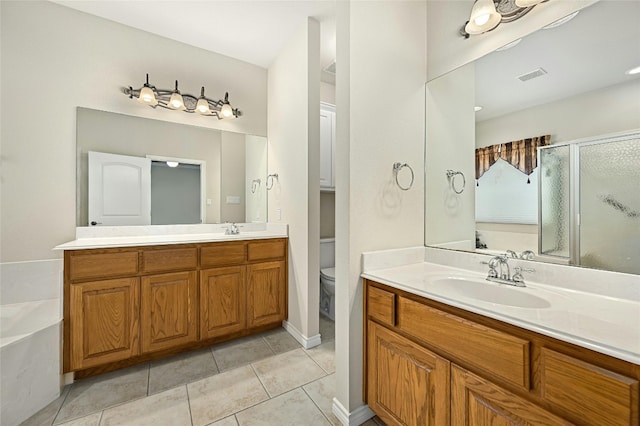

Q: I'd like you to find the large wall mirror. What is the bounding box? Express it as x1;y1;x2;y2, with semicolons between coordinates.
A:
425;0;640;275
76;107;267;227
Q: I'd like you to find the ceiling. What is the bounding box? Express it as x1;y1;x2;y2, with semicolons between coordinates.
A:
475;0;640;121
52;0;337;78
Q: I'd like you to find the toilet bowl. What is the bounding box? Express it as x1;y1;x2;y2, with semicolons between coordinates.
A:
320;267;335;320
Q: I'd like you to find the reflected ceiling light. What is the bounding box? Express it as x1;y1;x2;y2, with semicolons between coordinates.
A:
543;11;580;29
474;106;483;112
460;0;548;38
495;38;522;51
124;74;241;119
166;161;179;168
626;65;640;75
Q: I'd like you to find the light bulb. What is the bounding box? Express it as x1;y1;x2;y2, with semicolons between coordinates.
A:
220;103;233;118
196;86;210;114
138;86;157;105
465;0;501;35
169;80;185;110
474;13;490;26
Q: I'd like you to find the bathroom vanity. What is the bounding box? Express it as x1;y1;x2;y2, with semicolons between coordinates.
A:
58;228;288;378
362;258;640;426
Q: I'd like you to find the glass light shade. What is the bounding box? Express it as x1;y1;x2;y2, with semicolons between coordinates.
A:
138;86;158;106
169;92;185;110
626;65;640;75
515;0;544;7
196;98;210;114
465;0;501;35
220;103;234;118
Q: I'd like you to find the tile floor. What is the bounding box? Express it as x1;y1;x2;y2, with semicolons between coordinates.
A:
21;317;385;426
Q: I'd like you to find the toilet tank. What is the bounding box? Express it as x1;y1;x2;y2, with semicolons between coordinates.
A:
320;238;335;269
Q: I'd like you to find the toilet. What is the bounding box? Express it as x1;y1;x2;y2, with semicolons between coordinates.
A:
319;238;336;320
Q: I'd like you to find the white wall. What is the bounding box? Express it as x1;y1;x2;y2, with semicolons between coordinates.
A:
427;0;597;80
335;0;426;416
477;79;640;148
267;18;321;343
1;1;267;263
425;63;476;249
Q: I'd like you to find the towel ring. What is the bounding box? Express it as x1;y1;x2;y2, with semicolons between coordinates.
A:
251;178;261;194
446;170;465;194
266;173;279;190
393;162;414;191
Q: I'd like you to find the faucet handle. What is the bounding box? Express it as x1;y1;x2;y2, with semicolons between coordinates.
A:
514;266;535;273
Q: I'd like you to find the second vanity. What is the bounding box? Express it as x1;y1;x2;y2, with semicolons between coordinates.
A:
56;224;288;378
361;249;640;426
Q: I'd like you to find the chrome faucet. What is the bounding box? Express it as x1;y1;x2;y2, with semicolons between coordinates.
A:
505;250;518;258
225;223;240;235
520;250;535;260
483;255;534;287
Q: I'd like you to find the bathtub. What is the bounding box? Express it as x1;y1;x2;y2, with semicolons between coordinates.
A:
1;299;62;426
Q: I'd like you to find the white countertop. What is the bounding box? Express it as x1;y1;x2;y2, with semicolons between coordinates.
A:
54;223;288;250
362;261;640;365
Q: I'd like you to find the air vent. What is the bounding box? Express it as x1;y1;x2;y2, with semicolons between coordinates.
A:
324;61;336;75
517;68;547;82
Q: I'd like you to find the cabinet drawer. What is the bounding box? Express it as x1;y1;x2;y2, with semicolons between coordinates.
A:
540;348;639;425
200;242;246;267
397;296;530;389
69;250;139;281
142;247;197;273
247;239;286;262
367;285;395;327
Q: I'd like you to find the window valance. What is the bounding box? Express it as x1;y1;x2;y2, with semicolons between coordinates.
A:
475;135;550;184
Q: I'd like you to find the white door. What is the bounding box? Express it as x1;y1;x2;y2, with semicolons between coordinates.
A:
88;151;151;226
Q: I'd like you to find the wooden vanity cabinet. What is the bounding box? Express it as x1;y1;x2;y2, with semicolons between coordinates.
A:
64;238;288;375
364;279;640;426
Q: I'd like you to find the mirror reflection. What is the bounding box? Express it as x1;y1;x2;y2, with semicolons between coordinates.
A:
76;107;267;226
425;1;640;275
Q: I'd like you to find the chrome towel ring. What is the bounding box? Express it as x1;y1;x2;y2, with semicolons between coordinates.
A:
446;170;466;194
266;173;279;190
393;162;414;191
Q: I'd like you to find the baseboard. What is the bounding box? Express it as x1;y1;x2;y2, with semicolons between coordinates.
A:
332;398;375;426
282;320;322;349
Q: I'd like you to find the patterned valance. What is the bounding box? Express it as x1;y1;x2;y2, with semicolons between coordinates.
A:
475;135;550;184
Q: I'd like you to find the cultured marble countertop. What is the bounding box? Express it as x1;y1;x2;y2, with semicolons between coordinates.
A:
54;224;288;250
362;261;640;365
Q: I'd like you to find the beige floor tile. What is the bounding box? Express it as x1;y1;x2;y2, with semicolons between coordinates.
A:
262;328;301;354
302;374;340;425
206;415;239;426
21;384;71;426
54;364;149;424
235;388;330;426
305;340;335;374
252;348;326;397
149;348;218;394
99;386;191;426
212;335;274;372
188;365;269;426
319;317;335;342
55;412;102;426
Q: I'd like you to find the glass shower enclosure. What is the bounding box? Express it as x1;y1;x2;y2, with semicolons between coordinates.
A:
539;130;640;275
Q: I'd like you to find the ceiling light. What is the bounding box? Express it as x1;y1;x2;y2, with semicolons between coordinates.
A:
515;0;544;7
626;65;640;75
495;38;522;51
475;106;483;112
543;11;580;29
166;161;179;168
465;0;502;35
124;75;241;119
168;80;185;110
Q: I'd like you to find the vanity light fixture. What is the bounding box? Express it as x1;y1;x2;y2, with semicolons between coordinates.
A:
166;161;179;168
124;74;241;119
474;106;483;112
460;0;549;38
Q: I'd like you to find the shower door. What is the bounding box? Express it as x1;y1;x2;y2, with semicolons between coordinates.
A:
577;134;640;274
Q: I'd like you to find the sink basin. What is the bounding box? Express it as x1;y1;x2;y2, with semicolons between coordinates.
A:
428;277;551;309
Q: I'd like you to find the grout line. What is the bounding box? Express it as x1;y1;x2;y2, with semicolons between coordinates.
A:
96;410;104;425
146;361;151;396
249;363;272;398
185;384;195;426
209;345;221;374
301;386;336;426
50;384;73;426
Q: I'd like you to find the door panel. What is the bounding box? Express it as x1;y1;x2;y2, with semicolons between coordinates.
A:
200;266;247;339
247;261;286;327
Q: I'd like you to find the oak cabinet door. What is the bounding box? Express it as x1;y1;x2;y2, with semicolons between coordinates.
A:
200;266;247;339
451;365;572;426
140;271;198;353
367;321;450;426
70;277;140;370
247;261;286;328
